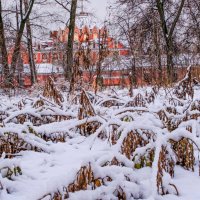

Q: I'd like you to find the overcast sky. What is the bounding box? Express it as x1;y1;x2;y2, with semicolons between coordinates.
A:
90;0;108;20
87;0;116;23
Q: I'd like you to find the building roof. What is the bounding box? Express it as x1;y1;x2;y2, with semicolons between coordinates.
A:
23;64;64;74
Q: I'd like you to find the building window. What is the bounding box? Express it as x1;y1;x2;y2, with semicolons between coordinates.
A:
59;53;63;59
42;53;48;62
114;41;118;48
42;54;47;59
34;54;37;60
53;53;58;60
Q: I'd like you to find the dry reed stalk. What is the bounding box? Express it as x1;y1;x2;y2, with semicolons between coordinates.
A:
0;132;42;158
78;90;100;136
126;93;146;107
174;65;194;100
121;130;155;161
171;138;195;171
67;164;110;193
157;146;176;195
43;77;64;105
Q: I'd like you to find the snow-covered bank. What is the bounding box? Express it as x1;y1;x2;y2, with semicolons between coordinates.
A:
0;85;200;199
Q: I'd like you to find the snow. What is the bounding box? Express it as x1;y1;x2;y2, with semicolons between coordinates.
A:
36;64;64;74
22;64;64;75
0;86;200;199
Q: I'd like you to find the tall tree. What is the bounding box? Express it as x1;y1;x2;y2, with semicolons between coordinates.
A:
185;0;200;53
9;0;35;85
0;0;9;86
94;27;109;94
155;0;186;83
24;0;37;85
65;0;78;81
116;0;187;83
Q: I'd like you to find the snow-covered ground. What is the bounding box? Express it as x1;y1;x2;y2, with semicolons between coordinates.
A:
0;86;200;200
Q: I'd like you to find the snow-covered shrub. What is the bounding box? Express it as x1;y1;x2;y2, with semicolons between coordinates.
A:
0;77;200;199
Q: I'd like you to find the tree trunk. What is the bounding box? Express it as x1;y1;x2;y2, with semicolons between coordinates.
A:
0;0;10;87
129;56;136;97
152;15;162;85
10;20;26;83
65;0;77;81
16;3;23;87
130;53;136;85
166;37;176;82
10;0;35;84
155;0;185;83
24;0;37;84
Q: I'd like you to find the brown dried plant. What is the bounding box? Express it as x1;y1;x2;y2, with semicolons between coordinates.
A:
174;65;194;100
121;130;155;161
67;164;107;194
43;77;64;105
78;90;100;136
171;138;195;171
0;132;42;158
157;146;177;195
126;93;146;107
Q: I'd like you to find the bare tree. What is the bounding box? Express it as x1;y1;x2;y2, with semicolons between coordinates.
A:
0;0;9;86
110;4;140;89
94;26;109;94
9;0;35;85
155;0;186;83
24;0;37;85
65;0;78;81
185;0;200;53
115;0;188;83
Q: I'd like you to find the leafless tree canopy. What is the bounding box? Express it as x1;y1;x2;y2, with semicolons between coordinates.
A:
110;0;200;83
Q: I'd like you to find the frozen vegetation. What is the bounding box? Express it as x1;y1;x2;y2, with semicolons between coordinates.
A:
0;76;200;200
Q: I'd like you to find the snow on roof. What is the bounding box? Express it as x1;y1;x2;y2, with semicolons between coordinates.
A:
44;47;54;50
36;63;63;74
23;64;64;74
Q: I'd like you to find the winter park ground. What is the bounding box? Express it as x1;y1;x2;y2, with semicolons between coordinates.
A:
0;80;200;200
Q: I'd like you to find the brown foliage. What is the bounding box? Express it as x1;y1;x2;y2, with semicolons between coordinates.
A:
43;77;64;105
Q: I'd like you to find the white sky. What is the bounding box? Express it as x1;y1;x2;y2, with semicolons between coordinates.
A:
89;0;111;21
2;0;113;38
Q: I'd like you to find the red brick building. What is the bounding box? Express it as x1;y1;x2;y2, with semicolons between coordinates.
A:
6;25;130;87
